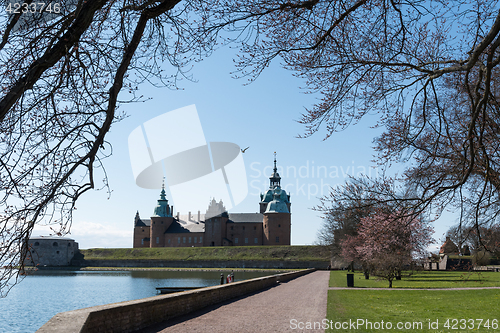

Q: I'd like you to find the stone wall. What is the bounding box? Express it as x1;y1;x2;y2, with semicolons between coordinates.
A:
37;269;314;333
72;258;329;269
26;237;78;267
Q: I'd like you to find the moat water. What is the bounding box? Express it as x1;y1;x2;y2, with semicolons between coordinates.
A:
0;269;273;332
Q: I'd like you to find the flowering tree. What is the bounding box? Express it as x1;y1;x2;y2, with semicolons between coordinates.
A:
341;210;434;288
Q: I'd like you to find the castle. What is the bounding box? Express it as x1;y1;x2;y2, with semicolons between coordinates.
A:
133;155;291;247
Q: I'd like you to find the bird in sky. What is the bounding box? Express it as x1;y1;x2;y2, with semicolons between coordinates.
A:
241;146;249;153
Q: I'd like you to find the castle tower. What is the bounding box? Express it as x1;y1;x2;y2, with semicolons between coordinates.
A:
263;187;291;245
260;153;291;213
150;182;174;247
203;198;229;246
133;211;151;248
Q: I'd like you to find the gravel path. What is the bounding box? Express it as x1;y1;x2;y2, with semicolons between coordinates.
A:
140;270;330;333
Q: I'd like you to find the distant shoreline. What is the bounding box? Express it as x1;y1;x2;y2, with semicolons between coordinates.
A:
25;266;297;273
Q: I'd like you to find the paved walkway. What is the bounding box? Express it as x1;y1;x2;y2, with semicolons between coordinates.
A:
140;270;330;333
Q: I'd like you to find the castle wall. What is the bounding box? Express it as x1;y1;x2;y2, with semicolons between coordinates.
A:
164;233;204;247
203;216;227;246
150;216;173;247
226;222;263;246
263;213;291;245
133;226;150;248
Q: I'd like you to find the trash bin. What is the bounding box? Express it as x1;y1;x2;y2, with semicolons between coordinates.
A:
347;273;354;287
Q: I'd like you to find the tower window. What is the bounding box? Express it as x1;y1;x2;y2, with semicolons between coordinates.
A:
156;237;159;244
178;237;180;244
245;238;248;244
276;237;280;243
231;226;233;230
52;242;58;247
254;238;258;244
235;238;238;244
189;237;192;243
243;226;245;230
278;224;281;228
183;237;186;243
254;226;257;230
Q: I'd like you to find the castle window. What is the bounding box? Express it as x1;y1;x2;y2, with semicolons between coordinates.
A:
194;237;197;243
56;251;60;254
276;237;280;243
52;242;58;247
183;237;186;243
189;237;192;243
141;239;144;245
231;226;233;230
245;238;248;244
142;229;145;232
200;236;203;243
235;238;238;244
68;243;72;247
156;237;159;244
278;224;281;228
168;239;171;244
178;237;180;244
254;226;257;230
254;238;258;244
243;226;245;230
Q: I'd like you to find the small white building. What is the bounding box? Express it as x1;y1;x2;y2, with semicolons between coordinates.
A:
25;237;79;267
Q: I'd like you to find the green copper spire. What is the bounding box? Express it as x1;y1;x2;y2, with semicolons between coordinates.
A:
153;179;171;217
269;151;281;188
160;178;167;200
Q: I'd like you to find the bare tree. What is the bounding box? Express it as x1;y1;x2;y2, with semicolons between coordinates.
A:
0;0;192;295
2;0;500;295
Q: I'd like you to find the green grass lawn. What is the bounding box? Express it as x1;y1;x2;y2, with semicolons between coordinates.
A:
80;245;331;262
327;271;500;332
327;289;500;333
330;270;500;288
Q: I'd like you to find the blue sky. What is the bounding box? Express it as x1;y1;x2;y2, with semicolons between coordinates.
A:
32;43;454;251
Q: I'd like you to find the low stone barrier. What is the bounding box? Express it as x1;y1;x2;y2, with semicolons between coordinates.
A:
37;269;314;333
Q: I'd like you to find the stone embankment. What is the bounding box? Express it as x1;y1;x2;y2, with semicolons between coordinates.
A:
37;269;314;333
72;258;329;269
